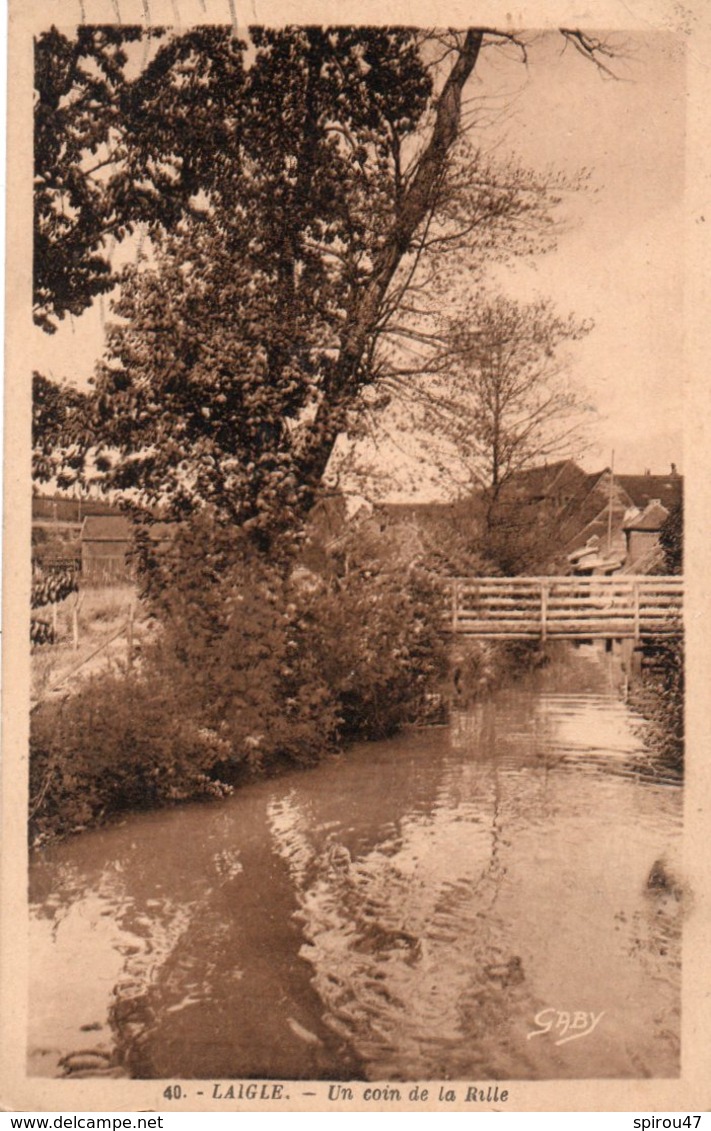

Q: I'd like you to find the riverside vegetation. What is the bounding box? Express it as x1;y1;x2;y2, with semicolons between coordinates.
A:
29;513;559;844
30;515;452;842
631;502;684;775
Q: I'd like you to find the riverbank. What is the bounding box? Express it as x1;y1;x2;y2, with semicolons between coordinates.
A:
629;639;684;775
28;629;557;847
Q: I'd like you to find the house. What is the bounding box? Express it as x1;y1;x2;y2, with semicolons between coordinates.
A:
566;534;623;576
32;494;121;572
496;459;591;512
555;468;629;565
80;515;134;582
616;468;682;513
622;500;671;571
477;461;683;575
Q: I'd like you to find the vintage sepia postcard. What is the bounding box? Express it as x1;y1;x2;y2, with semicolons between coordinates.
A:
2;0;710;1115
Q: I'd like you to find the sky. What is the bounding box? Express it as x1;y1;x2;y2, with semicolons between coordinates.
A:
478;30;686;478
32;27;687;495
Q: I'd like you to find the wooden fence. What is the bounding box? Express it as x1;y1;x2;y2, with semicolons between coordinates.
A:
448;575;683;642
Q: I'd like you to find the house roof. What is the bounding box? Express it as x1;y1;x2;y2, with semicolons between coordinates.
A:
616;474;682;511
500;459;582;502
32;495;121;523
623;501;670;532
556;472;623;552
81;515;132;542
562;512;628;555
81;516;176;543
380;500;460;523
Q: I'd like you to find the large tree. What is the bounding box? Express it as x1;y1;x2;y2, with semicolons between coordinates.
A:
393;295;593;505
35;26;614;547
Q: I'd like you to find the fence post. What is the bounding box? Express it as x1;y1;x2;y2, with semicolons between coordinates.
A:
540;581;548;643
632;580;640;645
72;600;79;651
127;601;135;669
451;582;459;634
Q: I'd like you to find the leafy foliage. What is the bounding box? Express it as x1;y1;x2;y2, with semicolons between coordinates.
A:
296;564;448;739
659;501;683;574
33;373;93;484
30;675;237;841
35;25;430;336
31;568;78;609
68;27;435;544
30;620;56;647
30;566;79;646
139;516;340;770
35;27;150;330
632;638;684;774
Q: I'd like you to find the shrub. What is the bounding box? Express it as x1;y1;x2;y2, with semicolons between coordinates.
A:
633;636;684;773
135;514;341;771
658;502;683;575
143;513;448;744
30;671;236;839
292;563;448;740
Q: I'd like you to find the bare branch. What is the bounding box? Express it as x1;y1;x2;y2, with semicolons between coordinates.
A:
559;29;621;80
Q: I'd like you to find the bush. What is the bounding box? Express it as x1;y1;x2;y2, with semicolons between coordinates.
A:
293;564;448;740
658;502;683;575
632;636;684;773
30;673;236;840
135;515;341;771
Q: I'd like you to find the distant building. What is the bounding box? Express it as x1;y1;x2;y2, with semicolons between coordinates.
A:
615;468;682;513
622;500;671;571
31;495;178;582
458;461;683;575
322;462;684;576
80;515;134;582
32;494;120;572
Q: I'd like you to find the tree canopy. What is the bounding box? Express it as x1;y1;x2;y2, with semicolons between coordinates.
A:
401;295;593;501
35;25;613;550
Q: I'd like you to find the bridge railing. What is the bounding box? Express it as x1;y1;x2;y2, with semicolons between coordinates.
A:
447;575;683;641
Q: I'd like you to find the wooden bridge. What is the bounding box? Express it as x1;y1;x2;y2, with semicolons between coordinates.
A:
447;575;683;642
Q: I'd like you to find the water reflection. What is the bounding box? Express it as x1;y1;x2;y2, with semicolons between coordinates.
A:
29;653;682;1080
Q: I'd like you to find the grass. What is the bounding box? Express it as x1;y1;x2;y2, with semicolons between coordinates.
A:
31;583;146;704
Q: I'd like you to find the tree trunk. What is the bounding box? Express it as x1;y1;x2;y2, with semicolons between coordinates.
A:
296;29;485;498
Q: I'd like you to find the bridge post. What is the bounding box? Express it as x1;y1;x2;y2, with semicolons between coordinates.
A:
633;580;640;646
540;581;548;643
451;581;459;634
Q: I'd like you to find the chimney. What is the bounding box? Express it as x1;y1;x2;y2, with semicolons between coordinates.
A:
670;463;678;476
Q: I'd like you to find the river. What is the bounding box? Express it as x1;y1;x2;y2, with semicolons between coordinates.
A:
29;649;683;1082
